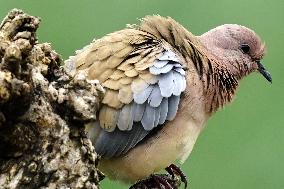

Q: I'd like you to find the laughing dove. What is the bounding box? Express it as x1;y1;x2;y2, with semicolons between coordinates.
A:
65;15;271;188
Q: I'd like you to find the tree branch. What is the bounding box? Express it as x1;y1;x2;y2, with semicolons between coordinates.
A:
0;9;103;189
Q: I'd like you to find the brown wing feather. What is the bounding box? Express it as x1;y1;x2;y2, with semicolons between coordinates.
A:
74;29;164;131
71;16;195;133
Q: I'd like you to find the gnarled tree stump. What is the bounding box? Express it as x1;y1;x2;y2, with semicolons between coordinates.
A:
0;9;103;189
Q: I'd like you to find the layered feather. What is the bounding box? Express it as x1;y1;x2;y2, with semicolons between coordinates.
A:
65;16;193;158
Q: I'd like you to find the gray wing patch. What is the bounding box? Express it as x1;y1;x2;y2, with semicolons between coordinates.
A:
94;50;186;158
133;103;146;122
133;85;154;104
158;71;174;97
141;105;156;130
148;86;163;107
95;122;149;158
167;95;180;120
136;49;186;130
159;97;168;124
129;50;186;130
117;49;186;131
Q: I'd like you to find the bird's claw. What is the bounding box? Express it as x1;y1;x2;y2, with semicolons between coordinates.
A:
165;164;188;189
129;174;180;189
129;164;188;189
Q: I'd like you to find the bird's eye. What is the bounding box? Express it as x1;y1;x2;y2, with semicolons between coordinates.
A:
240;44;250;54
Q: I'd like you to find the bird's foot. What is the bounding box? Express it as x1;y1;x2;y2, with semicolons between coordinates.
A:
129;174;180;189
165;164;188;189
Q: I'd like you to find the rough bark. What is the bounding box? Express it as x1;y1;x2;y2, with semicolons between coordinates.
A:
0;9;104;189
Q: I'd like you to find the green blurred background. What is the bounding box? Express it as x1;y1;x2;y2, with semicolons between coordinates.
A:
1;0;283;188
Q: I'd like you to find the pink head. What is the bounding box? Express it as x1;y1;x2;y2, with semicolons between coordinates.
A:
200;24;271;83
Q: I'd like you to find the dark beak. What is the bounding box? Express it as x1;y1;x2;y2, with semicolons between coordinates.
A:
257;61;272;83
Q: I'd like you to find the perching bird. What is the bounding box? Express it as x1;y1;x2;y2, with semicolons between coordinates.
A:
65;15;271;188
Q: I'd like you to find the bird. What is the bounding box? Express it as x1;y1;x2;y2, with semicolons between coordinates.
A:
64;15;271;188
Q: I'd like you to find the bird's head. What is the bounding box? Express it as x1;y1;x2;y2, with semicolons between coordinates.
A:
200;24;272;83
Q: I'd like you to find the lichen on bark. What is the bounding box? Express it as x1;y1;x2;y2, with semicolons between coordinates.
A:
0;9;104;189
